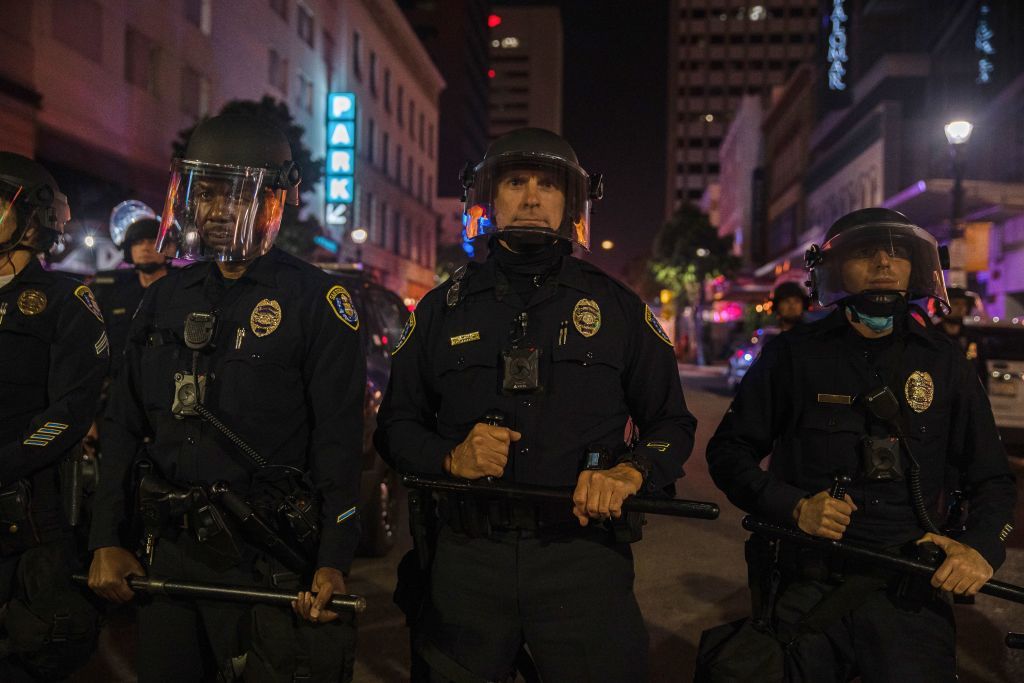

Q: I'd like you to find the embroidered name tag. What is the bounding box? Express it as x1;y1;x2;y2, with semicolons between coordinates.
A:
817;393;852;405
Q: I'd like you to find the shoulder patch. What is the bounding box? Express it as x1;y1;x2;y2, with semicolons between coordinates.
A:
393;311;416;354
644;305;673;347
326;284;359;331
74;285;104;322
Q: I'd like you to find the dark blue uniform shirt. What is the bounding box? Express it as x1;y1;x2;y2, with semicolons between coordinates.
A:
376;255;696;493
0;259;108;531
88;248;366;571
707;308;1016;569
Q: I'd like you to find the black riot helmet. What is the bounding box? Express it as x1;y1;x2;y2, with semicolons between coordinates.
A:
805;207;949;313
771;281;810;310
0;152;70;256
460;127;604;250
121;218;161;263
156;115;302;262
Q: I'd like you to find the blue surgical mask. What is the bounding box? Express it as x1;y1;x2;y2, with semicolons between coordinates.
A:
849;306;893;332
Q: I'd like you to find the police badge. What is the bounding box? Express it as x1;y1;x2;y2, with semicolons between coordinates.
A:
904;371;934;413
17;289;47;315
250;299;282;337
572;299;601;337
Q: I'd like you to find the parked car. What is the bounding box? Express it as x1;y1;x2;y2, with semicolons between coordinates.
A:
321;265;411;557
726;327;779;390
962;319;1024;453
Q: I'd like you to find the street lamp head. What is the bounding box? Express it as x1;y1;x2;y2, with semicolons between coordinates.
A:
350;227;368;244
944;120;974;146
696;247;710;257
600;239;614;250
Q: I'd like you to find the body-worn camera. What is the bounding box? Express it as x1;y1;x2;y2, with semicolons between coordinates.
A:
860;435;904;481
501;347;542;394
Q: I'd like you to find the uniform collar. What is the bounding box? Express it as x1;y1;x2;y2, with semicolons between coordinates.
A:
463;255;594;297
179;248;282;289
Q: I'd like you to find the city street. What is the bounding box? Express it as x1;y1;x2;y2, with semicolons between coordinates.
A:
347;367;1024;683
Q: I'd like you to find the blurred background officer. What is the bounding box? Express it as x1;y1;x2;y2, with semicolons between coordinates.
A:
92;200;170;378
376;128;696;682
0;152;106;680
937;286;974;342
770;281;810;332
706;208;1016;681
86;115;365;682
85;203;171;461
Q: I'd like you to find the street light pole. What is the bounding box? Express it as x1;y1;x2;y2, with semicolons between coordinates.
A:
944;120;973;288
350;227;368;267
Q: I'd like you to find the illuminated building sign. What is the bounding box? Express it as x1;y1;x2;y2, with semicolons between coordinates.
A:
976;3;995;84
325;92;355;232
826;0;849;91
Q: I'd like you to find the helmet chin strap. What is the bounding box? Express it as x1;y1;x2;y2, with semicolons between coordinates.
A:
843;290;908;332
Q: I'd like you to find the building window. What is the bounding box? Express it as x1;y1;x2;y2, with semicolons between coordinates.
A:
409;100;415;137
269;0;288;21
268;49;288;94
370;51;377;97
322;30;335;88
364;191;375;241
377;201;387;246
392;209;402;255
180;65;209;118
353;32;362;81
401;217;411;258
427;175;433;205
53;0;103;63
395;144;402;182
184;0;212;34
367;118;375;164
407;156;413;192
397;86;404;125
384;69;391;112
296;71;313;114
297;4;314;47
382;132;389;174
418;113;425;150
125;27;161;97
428;123;434;159
417;165;424;201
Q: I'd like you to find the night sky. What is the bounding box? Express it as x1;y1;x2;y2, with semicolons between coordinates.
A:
497;0;670;280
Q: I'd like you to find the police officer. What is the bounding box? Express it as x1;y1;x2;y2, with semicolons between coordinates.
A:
92;207;170;377
0;152;106;679
706;208;1016;681
86;115;365;681
376;128;696;681
770;281;810;332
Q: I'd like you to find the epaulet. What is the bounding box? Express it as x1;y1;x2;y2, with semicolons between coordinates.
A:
445;262;479;308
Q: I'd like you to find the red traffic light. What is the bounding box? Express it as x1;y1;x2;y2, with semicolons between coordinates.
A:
488;14;502;28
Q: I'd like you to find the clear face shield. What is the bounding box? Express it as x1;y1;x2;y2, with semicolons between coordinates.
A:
807;222;949;312
461;152;600;250
0;175;70;251
156;160;287;262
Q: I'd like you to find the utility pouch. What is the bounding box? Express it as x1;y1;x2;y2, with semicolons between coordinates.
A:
0;480;39;556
